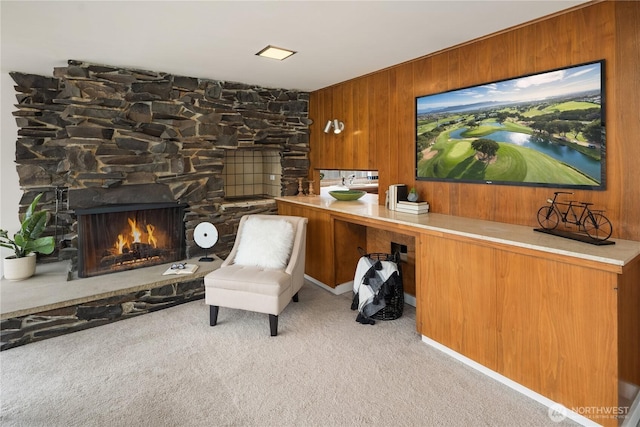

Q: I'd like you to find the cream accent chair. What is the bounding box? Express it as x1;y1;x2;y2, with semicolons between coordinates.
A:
204;214;308;336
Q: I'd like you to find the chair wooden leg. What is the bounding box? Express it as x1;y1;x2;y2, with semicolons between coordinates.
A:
292;292;299;303
210;305;219;326
269;314;278;336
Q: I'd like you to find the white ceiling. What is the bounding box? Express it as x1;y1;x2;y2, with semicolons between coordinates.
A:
1;0;589;92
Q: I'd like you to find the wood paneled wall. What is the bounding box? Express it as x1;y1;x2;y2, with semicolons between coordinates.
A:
309;0;640;241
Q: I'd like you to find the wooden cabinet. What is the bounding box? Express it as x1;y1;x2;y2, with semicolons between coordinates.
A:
419;235;497;371
419;234;621;420
277;201;334;286
277;196;640;427
495;251;619;413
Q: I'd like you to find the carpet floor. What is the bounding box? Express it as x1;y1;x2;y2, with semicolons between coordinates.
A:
0;281;579;426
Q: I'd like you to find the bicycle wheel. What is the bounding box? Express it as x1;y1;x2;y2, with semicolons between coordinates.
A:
584;213;613;241
537;206;559;230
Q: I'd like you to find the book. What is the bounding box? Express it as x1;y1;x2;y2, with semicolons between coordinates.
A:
395;201;429;214
396;185;408;203
397;201;429;209
388;184;407;211
162;263;199;275
395;205;429;215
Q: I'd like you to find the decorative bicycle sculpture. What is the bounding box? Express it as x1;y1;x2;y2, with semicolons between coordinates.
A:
537;191;613;242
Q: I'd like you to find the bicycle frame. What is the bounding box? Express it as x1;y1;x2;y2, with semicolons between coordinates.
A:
537;191;613;241
559;200;590;228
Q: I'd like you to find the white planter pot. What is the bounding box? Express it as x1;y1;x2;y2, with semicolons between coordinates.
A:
3;253;37;280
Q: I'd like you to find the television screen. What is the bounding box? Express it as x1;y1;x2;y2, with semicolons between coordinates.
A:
415;60;605;190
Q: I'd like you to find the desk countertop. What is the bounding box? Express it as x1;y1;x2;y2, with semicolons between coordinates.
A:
277;194;640;268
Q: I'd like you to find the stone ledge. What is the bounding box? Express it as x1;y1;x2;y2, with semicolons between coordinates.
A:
1;257;222;350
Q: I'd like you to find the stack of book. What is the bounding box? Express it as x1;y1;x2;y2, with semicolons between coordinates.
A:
395;201;430;215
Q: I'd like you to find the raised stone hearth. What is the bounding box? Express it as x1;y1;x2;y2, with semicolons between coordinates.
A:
0;257;222;350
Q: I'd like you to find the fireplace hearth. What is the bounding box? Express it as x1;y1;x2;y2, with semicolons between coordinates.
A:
76;203;186;278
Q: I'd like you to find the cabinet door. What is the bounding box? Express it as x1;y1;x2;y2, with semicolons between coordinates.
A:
277;201;334;286
496;251;619;417
420;235;498;370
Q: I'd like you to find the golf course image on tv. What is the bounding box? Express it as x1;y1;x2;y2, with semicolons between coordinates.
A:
415;60;605;190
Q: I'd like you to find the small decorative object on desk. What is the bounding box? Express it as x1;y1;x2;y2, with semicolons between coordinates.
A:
297;178;305;196
163;263;199;275
407;187;419;202
534;191;613;245
328;190;366;201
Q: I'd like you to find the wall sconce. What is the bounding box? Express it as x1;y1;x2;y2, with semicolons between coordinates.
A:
323;119;345;134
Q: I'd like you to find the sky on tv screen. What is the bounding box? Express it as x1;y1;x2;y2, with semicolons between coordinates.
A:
417;63;601;115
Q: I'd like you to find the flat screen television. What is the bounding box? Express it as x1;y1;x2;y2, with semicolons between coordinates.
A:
415;60;605;190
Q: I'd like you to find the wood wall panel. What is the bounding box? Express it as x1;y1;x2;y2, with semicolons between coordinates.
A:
332;83;348;168
513;24;536;76
616;1;640;238
355;77;373;169
393;65;415;187
308;1;640;242
370;71;391;193
489;32;515;83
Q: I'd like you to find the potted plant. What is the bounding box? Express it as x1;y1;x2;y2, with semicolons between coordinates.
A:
1;193;56;280
407;187;419;202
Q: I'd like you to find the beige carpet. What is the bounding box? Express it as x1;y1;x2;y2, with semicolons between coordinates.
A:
0;281;578;427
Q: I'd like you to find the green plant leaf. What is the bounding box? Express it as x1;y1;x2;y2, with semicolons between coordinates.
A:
3;193;54;258
21;211;48;240
25;236;55;255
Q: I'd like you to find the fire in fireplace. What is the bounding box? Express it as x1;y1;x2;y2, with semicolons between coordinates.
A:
76;203;186;278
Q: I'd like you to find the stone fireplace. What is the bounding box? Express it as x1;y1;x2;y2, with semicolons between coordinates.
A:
76;202;186;278
9;60;311;277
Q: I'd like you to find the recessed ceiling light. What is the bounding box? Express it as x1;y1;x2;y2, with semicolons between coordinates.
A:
256;45;296;61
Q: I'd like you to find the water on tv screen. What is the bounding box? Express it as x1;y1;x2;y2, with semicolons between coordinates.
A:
415;60;605;190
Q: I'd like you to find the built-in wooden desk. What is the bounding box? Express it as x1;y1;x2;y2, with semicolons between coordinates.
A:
277;194;640;427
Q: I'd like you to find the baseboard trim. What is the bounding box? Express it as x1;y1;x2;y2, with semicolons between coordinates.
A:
421;335;600;427
305;276;417;309
622;384;640;427
304;275;352;295
403;293;416;307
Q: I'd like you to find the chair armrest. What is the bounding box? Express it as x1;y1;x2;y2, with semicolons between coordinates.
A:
284;217;308;280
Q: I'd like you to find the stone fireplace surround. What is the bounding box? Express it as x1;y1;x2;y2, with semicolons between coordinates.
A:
2;61;311;349
10;60;311;273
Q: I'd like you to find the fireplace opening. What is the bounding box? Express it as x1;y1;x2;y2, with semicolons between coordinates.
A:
76;203;186;278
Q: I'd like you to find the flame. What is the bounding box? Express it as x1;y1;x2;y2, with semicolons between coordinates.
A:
146;224;157;248
114;234;127;254
112;217;160;255
128;218;142;243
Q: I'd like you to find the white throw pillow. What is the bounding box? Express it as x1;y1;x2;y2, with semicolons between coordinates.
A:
234;217;295;269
